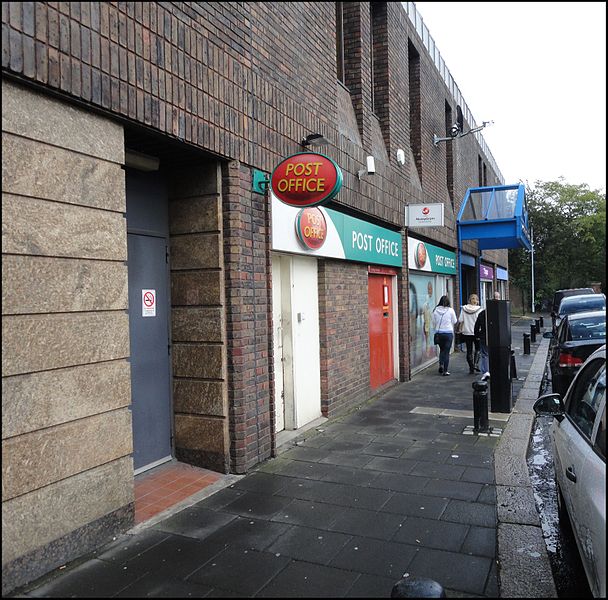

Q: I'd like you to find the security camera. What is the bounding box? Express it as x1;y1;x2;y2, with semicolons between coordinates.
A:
366;156;376;174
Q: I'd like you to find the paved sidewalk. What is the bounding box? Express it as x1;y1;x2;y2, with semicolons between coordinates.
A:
13;315;553;598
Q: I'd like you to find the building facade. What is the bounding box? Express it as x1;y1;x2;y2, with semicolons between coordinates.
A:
2;2;509;592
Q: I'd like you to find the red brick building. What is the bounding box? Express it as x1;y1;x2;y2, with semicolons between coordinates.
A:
2;2;508;592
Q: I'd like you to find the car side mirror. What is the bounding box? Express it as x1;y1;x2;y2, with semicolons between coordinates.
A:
543;331;553;339
533;393;565;421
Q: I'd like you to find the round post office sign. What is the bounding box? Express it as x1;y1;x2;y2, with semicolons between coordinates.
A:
271;152;343;207
295;207;327;250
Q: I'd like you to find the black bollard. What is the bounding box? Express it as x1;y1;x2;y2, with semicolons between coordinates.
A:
510;350;517;379
472;380;489;433
539;316;544;328
523;333;530;355
392;577;446;598
535;319;541;334
530;323;536;343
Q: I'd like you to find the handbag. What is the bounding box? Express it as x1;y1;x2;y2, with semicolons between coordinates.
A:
433;310;447;346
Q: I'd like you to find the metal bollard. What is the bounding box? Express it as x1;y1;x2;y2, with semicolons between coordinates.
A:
392;577;446;598
530;323;536;343
472;380;489;433
510;350;517;379
535;319;541;334
523;333;530;355
539;316;544;328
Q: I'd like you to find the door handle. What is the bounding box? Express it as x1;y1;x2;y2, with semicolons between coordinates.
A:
565;466;577;483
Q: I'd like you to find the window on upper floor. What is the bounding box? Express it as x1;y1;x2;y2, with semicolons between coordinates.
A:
336;2;346;85
408;39;422;182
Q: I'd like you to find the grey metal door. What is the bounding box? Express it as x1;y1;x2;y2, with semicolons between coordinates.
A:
126;170;172;473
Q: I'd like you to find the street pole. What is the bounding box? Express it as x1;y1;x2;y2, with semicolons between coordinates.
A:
530;225;535;314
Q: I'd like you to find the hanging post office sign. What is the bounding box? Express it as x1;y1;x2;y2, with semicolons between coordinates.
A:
405;203;444;227
271;152;343;208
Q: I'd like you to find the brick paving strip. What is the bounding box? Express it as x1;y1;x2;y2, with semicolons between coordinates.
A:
495;328;558;598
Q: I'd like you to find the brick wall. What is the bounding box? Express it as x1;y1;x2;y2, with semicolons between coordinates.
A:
168;163;230;474
1;0;510;466
318;260;370;418
222;161;274;474
2;2;504;234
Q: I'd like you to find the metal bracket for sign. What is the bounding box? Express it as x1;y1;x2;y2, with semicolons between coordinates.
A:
252;169;269;195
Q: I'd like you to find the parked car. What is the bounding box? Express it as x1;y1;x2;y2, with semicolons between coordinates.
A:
554;294;606;331
548;310;606;397
551;287;595;321
534;345;606;598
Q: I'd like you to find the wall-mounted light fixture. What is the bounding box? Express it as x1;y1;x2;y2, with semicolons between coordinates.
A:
358;155;376;179
396;148;406;165
301;133;329;147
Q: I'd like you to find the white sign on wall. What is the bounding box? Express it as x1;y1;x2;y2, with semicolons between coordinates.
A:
405;203;444;227
142;289;156;317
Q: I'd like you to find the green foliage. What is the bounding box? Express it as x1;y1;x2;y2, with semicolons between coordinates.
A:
509;179;606;308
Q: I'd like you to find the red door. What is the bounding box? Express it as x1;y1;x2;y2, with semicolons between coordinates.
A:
368;274;394;388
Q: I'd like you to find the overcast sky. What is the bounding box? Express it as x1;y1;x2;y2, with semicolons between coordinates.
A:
412;2;606;193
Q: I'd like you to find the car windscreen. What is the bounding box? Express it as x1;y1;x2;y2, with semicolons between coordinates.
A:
560;297;606;316
568;315;607;341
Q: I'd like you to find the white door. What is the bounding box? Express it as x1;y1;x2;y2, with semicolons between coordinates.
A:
271;254;321;432
272;255;285;432
290;255;322;428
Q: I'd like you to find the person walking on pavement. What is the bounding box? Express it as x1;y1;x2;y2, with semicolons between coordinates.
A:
474;307;490;378
457;293;483;374
432;295;458;376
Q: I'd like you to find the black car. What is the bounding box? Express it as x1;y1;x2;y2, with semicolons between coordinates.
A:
549;310;606;397
551;288;595;329
551;287;595;316
554;294;606;331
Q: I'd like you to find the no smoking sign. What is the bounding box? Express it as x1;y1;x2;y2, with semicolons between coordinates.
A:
142;289;156;317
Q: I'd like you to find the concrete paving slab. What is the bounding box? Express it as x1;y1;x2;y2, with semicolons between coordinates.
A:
497;523;557;597
496;485;541;526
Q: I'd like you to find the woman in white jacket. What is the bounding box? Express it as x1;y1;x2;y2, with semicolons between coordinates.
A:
458;293;483;374
432;295;458;376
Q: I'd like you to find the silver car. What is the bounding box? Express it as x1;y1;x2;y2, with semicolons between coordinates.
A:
534;345;606;597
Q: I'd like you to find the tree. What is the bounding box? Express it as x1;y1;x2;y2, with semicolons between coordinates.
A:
509;179;606;312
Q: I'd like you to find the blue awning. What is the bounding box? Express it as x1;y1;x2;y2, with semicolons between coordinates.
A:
457;184;531;251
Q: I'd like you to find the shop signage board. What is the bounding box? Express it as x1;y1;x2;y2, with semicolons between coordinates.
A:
480;264;494;281
407;236;456;274
271;152;343;207
272;194;401;267
405;203;444;227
